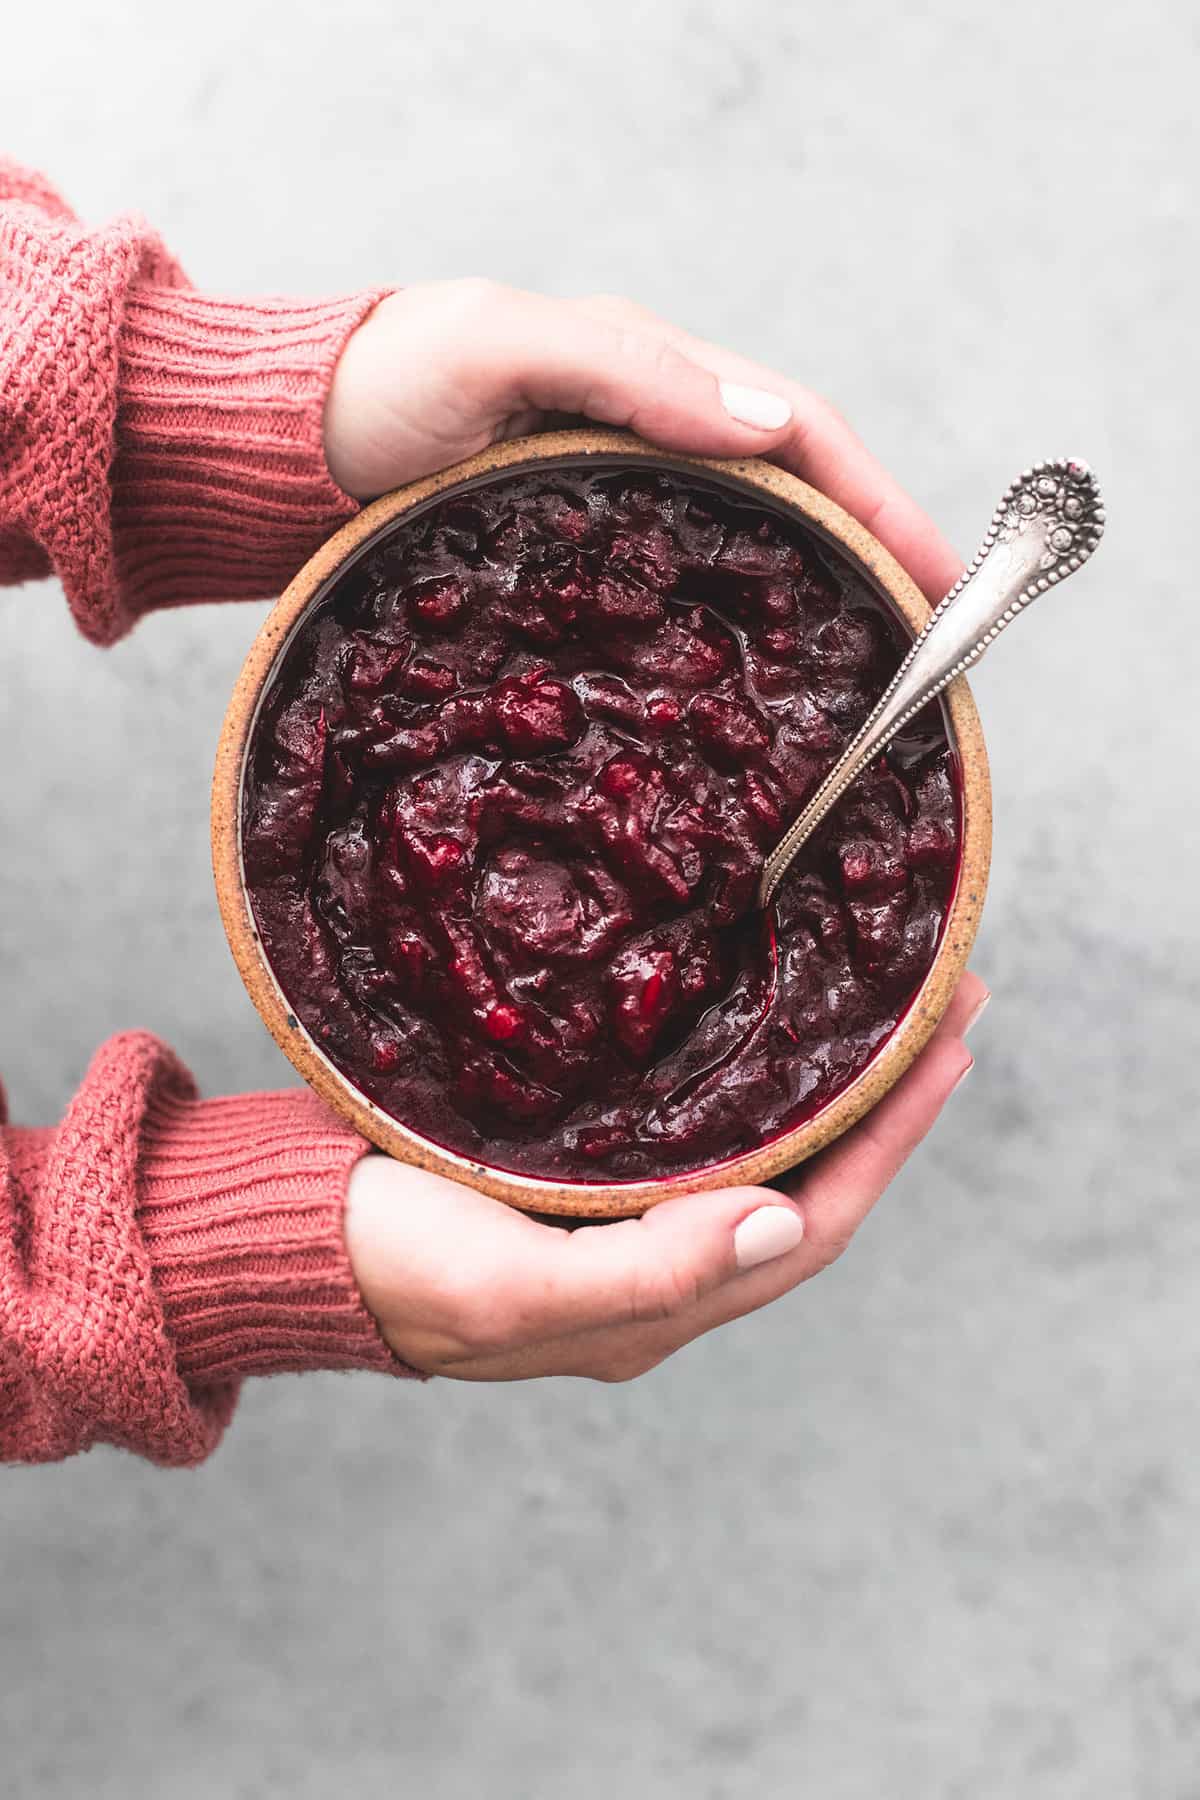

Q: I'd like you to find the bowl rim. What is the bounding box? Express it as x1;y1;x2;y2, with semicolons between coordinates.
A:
212;428;991;1218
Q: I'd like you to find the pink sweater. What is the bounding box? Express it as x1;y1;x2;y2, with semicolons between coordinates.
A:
0;161;413;1467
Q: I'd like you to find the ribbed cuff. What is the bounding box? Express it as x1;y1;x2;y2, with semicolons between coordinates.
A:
137;1086;414;1385
112;283;390;620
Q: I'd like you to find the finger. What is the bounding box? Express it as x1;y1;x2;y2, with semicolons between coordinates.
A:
932;967;990;1042
471;288;796;457
777;1027;973;1274
571;295;962;602
684;347;962;600
412;1327;666;1385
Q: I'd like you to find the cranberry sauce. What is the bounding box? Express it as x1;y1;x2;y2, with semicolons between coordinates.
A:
242;465;960;1180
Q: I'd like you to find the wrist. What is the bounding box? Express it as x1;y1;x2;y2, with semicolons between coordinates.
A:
322;290;408;498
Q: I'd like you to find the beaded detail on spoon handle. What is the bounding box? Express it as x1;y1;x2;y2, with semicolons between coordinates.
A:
757;459;1106;910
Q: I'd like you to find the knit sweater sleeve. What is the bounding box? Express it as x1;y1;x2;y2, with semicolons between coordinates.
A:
0;157;386;642
0;167;414;1466
1;1036;408;1468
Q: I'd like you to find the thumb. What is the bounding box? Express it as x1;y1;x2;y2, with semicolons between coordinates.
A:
472;286;795;455
506;1186;807;1340
325;281;794;498
345;1156;805;1363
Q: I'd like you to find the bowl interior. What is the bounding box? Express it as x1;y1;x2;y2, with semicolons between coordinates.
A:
214;432;991;1217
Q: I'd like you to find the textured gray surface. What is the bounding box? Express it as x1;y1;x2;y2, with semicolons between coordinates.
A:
2;1;1198;1795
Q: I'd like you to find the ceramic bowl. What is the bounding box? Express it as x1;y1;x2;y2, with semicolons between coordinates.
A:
212;429;991;1217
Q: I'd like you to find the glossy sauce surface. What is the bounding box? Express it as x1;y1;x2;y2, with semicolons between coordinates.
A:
243;467;960;1179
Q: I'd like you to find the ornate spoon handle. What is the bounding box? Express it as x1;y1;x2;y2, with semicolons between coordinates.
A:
756;459;1106;910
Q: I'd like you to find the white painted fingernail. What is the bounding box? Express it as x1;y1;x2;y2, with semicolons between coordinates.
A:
719;381;792;431
952;1055;975;1095
964;993;991;1038
734;1204;805;1272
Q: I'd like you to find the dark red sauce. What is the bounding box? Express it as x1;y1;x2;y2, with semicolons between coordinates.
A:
242;465;960;1180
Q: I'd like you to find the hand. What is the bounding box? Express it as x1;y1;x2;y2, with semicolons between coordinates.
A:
344;971;986;1381
331;280;978;1379
324;282;962;602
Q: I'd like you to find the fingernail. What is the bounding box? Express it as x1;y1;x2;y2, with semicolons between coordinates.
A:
719;381;792;431
964;993;991;1038
734;1204;805;1271
952;1054;975;1095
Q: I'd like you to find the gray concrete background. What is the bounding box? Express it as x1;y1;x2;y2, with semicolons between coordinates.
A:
2;2;1197;1794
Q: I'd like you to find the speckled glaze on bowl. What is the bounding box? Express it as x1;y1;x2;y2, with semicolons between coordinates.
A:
212;430;991;1218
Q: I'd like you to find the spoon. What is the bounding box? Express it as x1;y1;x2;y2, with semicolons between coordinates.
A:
756;458;1106;909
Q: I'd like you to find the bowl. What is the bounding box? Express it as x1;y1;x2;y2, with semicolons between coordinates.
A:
212;429;991;1217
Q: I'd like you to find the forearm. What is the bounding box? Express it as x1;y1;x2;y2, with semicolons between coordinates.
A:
0;1034;404;1469
0;157;386;643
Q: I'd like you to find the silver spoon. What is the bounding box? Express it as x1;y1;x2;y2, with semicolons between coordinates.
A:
756;458;1106;909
